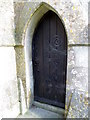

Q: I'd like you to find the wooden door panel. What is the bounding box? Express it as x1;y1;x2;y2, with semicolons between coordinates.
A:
32;10;67;109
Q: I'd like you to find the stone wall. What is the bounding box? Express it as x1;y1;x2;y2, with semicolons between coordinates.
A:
0;0;89;118
14;0;89;118
0;0;20;118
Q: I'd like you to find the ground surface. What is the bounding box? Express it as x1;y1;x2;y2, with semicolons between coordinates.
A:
18;105;63;118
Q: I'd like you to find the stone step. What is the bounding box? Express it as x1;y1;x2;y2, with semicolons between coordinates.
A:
18;105;63;118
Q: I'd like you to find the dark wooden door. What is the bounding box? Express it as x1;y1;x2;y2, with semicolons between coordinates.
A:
32;11;67;109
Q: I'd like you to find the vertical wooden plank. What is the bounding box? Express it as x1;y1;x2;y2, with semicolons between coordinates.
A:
49;12;58;101
43;12;50;99
56;15;67;106
33;20;43;98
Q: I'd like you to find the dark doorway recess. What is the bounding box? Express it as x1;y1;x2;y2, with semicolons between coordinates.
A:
32;10;67;109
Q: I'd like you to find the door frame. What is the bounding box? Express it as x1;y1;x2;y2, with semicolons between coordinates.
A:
24;2;68;113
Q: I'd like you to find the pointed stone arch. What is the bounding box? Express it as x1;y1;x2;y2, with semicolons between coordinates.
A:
24;2;68;113
14;0;88;117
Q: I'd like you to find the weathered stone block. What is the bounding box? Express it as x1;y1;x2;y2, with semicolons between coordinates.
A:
68;46;88;67
15;46;27;114
67;46;88;92
67;90;88;118
0;47;20;118
0;0;15;46
14;2;40;45
15;46;26;81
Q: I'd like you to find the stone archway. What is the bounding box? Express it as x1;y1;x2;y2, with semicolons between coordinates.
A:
14;1;88;118
24;2;68;114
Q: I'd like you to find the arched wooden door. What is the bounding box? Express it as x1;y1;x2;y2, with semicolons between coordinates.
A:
32;11;67;109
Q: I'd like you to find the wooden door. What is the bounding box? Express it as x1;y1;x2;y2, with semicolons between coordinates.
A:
32;11;67;109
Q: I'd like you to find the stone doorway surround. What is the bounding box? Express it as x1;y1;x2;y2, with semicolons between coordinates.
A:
24;2;68;114
14;1;88;118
